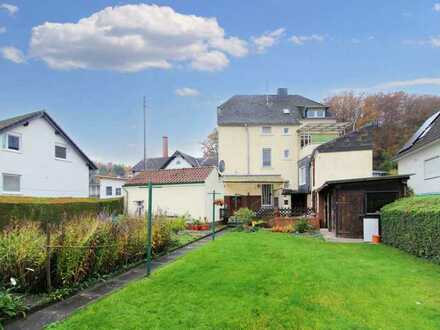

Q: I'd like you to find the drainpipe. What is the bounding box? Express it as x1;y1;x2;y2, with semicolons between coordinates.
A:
245;124;250;175
122;187;129;216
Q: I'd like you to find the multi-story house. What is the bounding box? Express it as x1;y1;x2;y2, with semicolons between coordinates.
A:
0;111;96;197
217;88;349;214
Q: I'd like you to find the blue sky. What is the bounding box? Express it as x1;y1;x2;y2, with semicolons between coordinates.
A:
1;1;440;164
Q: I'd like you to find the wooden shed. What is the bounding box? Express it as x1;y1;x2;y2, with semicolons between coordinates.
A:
317;175;410;238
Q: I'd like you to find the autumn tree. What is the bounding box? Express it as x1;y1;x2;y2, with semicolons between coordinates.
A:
201;129;218;159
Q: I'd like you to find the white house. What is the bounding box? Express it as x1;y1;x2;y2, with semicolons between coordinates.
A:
124;166;224;222
90;175;127;199
396;111;440;195
0;111;97;197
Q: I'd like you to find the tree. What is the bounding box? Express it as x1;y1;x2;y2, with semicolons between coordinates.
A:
324;91;364;131
201;129;218;159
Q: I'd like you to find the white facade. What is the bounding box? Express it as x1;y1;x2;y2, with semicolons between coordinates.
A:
125;170;224;222
397;140;440;194
163;155;193;169
0;116;92;197
97;177;127;199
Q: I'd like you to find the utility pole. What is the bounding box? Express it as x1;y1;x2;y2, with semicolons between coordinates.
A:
143;96;147;172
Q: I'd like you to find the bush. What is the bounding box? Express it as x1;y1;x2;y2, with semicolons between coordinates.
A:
381;196;440;264
294;218;312;233
0;288;27;324
233;208;256;224
0;216;176;293
0;196;123;228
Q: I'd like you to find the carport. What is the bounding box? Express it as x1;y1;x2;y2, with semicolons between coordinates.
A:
317;175;410;239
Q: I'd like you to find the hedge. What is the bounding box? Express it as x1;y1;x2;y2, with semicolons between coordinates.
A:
381;195;440;264
0;196;123;228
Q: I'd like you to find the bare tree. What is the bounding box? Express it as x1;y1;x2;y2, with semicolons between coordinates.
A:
201;129;218;159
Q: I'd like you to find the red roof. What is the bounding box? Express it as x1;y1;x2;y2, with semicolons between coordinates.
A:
125;166;215;186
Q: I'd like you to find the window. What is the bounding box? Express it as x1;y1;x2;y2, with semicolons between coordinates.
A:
284;181;290;189
299;166;307;186
55;145;67;159
424;156;440;179
2;174;21;192
284;199;289;206
300;133;312;148
283;127;290;135
3;133;21;151
261;184;273;206
261;126;272;135
366;192;399;213
306;109;326;118
115;188;122;196
283;149;290;159
106;186;112;196
262;148;271;167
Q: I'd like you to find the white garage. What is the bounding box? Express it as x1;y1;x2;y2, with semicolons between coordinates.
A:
124;166;224;222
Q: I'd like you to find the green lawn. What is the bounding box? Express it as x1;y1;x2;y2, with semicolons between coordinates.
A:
50;231;440;329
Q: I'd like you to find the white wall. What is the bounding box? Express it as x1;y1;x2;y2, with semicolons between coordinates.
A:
164;155;193;169
99;178;126;199
398;141;440;194
125;170;224;222
0;117;90;197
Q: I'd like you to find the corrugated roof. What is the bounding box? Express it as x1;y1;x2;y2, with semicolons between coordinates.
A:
217;94;331;126
125;166;215;186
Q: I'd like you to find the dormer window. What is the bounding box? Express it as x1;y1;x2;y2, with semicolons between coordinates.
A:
306;109;326;118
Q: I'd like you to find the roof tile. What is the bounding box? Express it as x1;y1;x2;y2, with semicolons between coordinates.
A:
126;166;215;186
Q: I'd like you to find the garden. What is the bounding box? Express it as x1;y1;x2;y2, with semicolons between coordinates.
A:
0;196;221;325
48;231;440;329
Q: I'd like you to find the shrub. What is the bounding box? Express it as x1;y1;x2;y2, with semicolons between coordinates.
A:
0;288;27;324
162;217;187;234
0;196;123;228
294;218;312;233
233;208;256;224
381;196;440;263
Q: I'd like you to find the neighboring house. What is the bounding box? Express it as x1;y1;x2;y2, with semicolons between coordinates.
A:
395;111;440;194
89;175;127;199
124;167;223;222
217;87;348;214
132;136;217;175
0;111;97;197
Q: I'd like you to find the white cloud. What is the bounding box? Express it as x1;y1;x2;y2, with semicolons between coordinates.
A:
175;87;200;97
403;35;440;47
0;26;6;34
433;3;440;11
1;46;26;63
28;4;248;72
289;34;325;45
0;3;18;15
251;28;285;53
430;36;440;47
332;77;440;94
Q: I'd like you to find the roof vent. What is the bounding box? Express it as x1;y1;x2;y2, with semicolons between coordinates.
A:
277;88;288;96
283;108;290;114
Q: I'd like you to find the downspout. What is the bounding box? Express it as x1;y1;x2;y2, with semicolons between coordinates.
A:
245;124;250;175
122;187;129;216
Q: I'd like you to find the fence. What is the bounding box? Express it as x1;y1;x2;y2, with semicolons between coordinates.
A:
255;207;314;218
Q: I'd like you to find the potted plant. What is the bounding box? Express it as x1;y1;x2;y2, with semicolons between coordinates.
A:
200;218;209;230
214;199;224;206
191;219;201;230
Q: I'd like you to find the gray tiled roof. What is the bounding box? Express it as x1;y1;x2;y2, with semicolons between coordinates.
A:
132;157;169;172
396;111;440;159
315;124;375;154
217;94;330;125
0;111;44;133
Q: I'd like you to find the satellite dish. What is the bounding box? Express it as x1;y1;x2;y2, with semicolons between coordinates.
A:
218;160;225;173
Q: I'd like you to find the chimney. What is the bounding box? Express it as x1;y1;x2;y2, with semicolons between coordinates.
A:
277;88;288;96
162;136;169;158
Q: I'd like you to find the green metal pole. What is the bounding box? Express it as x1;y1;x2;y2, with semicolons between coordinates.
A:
212;190;216;240
146;181;153;276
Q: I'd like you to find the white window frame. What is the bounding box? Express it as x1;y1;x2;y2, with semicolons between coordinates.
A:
282;127;290;135
54;143;68;160
262;148;272;167
2;173;21;194
299;166;307;186
307;109;326;119
115;187;122;196
106;186;113;196
261;184;273;207
424;156;440;180
283;149;290;160
300;133;312;148
261;126;272;135
2;132;22;152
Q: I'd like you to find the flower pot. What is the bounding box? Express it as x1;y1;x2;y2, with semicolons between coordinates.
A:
200;224;209;231
372;235;381;244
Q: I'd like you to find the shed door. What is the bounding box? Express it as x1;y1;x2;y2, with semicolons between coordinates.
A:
336;191;364;238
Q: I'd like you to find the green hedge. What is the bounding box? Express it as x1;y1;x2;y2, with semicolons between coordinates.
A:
381;196;440;264
0;196;123;228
